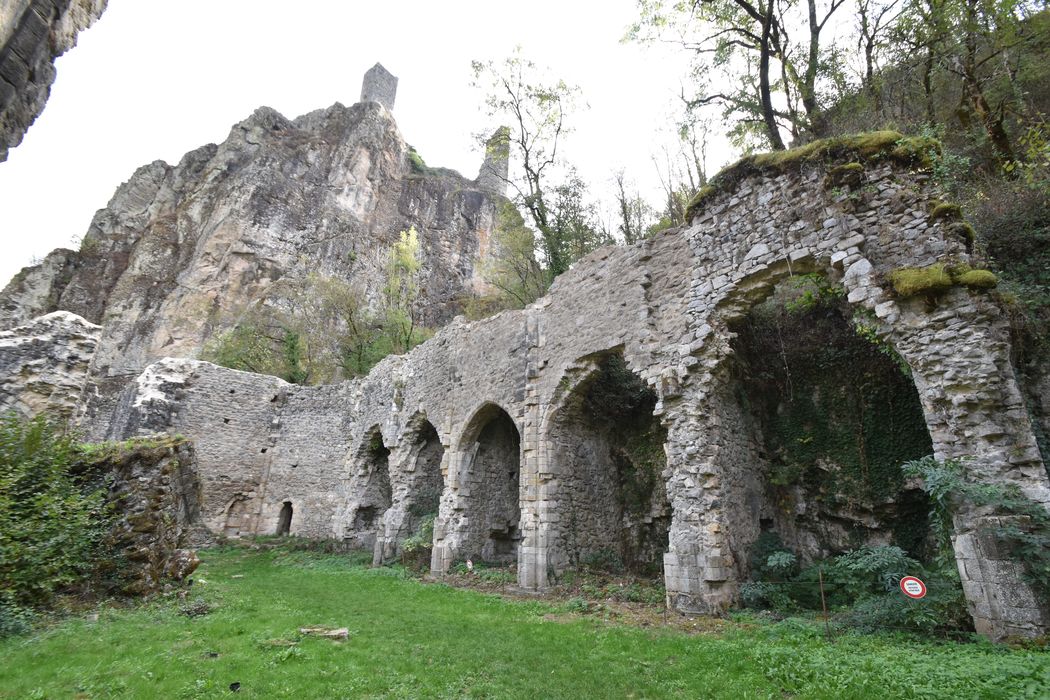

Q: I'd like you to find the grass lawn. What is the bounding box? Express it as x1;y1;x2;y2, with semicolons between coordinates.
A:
0;546;1047;699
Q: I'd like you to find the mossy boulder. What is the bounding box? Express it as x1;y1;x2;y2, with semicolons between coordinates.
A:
889;263;998;297
955;268;998;289
889;264;954;296
685;131;939;221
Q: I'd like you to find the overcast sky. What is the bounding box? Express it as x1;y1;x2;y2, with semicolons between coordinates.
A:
0;0;720;286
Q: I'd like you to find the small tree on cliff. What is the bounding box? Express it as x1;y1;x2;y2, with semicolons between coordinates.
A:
472;51;609;277
382;226;426;354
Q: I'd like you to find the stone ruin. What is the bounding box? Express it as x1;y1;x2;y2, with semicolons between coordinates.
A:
360;62;397;111
0;62;1047;641
70;144;1046;641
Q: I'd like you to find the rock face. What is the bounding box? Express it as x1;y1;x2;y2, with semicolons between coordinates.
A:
98;149;1050;640
1;70;510;427
0;0;107;162
0;310;99;420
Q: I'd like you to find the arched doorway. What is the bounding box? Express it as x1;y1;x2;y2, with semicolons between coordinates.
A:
716;271;933;573
545;352;670;578
276;501;293;536
345;427;392;550
458;404;522;563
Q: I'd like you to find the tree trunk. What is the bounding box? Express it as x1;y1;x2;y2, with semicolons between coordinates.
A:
759;3;787;150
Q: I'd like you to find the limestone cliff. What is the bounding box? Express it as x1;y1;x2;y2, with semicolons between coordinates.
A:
1;90;508;422
0;310;99;420
0;0;107;162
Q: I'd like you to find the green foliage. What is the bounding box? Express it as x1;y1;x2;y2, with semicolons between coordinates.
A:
903;456;1050;600
406;146;429;174
742;534;970;635
466;202;551;319
0;414;112;633
400;514;435;571
472;50;611;277
382;226;425;355
784;273;845;312
733;297;933;505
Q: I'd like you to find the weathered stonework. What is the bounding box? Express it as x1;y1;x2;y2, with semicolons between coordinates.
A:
86;437;204;595
0;310;99;420
0;0;106;162
360;62;397;111
84;152;1050;640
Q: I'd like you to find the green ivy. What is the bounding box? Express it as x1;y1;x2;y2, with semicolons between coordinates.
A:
0;414;114;634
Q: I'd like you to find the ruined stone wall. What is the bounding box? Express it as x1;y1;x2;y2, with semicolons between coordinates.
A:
0;0;106;162
87;437;202;594
92;146;1050;639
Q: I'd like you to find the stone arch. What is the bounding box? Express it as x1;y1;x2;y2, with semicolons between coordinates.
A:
372;411;447;564
222;494;254;537
540;349;671;580
448;402;523;564
276;501;293;536
666;254;1050;636
342;425;392;550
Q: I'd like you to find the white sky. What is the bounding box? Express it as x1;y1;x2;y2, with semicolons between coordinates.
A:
0;0;724;286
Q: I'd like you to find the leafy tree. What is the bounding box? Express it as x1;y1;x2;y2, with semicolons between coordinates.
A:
472;51;609;276
472;202;551;315
630;0;850;149
613;170;658;245
382;226;426;355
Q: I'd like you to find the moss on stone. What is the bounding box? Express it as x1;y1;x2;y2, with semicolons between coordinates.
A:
889;262;999;296
685;131;939;221
929;202;963;222
889;264;954;297
955;268;998;289
823;162;865;189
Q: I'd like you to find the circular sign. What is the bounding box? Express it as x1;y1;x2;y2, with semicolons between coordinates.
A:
900;576;927;599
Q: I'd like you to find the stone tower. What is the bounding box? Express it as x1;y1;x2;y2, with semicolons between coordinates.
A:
360;63;398;111
476;126;510;196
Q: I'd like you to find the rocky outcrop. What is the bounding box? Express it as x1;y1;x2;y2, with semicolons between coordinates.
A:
0;310;99;419
0;0;107;162
1;81;510;427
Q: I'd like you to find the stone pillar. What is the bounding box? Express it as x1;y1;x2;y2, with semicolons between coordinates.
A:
661;398;737;613
880;289;1050;639
360;63;398;111
476;126;510;196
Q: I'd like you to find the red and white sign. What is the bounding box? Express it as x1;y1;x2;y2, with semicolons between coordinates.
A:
900;576;927;599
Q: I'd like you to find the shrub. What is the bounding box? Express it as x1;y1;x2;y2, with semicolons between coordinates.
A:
0;414;113;631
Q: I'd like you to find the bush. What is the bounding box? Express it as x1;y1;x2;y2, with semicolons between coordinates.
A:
0;414;112;630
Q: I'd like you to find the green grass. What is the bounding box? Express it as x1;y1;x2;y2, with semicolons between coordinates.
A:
1;547;1047;699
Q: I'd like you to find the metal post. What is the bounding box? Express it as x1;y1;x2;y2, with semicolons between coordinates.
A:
819;566;832;642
